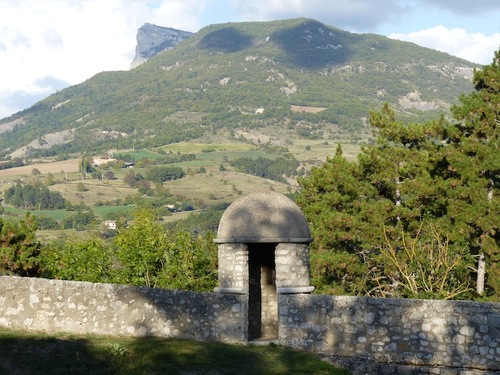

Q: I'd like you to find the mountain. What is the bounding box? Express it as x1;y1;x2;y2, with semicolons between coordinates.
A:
130;23;193;69
0;18;479;159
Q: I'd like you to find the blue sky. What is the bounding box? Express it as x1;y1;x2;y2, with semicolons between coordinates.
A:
0;0;499;119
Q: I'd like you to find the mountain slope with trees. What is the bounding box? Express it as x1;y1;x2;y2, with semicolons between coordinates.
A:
0;18;477;159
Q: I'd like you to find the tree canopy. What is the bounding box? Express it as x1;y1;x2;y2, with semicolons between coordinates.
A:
4;183;66;210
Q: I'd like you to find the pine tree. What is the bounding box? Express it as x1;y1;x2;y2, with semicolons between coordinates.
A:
297;150;371;294
446;50;500;296
0;214;42;277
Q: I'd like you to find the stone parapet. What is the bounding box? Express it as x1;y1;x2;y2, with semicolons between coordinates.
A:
278;294;500;372
0;276;246;343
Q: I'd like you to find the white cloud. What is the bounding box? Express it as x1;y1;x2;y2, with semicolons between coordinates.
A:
230;0;407;31
0;0;208;118
389;26;500;65
419;0;500;15
147;0;208;30
0;1;134;104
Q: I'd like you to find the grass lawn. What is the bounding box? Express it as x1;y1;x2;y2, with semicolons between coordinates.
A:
0;328;349;375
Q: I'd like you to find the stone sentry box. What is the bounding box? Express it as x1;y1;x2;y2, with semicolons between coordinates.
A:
214;191;314;341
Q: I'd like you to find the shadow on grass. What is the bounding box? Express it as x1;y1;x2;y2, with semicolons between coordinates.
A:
0;333;111;375
0;330;348;375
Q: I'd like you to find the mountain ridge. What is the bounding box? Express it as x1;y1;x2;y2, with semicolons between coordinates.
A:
0;18;479;159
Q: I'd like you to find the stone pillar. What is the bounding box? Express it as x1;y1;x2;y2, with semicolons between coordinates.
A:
275;243;314;294
215;243;248;294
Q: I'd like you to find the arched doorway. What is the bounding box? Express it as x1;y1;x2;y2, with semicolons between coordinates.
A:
248;243;278;340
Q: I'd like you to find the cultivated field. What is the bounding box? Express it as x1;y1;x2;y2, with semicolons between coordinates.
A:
0;158;80;176
0;140;361;240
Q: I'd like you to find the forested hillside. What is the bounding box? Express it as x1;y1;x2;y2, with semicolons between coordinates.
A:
0;18;477;159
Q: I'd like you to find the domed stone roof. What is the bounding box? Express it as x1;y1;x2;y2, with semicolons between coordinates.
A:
215;191;312;243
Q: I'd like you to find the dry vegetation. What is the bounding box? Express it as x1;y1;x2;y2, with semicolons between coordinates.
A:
0;158;80;176
50;179;136;205
290;105;327;113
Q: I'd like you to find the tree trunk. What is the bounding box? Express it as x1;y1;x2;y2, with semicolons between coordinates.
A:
395;175;401;222
487;174;494;203
477;174;494;296
477;252;486;295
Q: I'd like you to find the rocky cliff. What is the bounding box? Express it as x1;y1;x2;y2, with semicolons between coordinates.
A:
130;23;192;68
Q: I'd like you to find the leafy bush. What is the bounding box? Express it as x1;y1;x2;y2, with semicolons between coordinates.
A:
0;214;41;277
36;216;60;230
41;237;115;283
76;182;87;192
113;208;217;291
61;210;97;230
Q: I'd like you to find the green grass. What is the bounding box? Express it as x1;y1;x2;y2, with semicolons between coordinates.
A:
93;205;135;219
159;142;255;154
113;149;163;161
0;328;349;375
3;206;72;221
176;150;278;169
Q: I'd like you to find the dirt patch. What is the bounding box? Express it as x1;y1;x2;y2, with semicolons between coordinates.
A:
233;130;285;147
290;105;327;113
398;91;438;111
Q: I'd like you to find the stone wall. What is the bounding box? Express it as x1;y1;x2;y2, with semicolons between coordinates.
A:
0;276;246;343
278;294;500;373
1;276;499;374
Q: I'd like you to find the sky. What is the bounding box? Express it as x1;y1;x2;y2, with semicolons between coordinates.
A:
0;0;499;120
